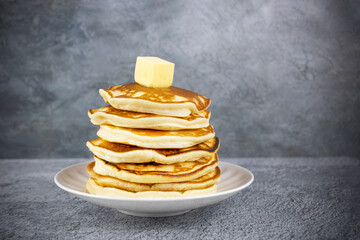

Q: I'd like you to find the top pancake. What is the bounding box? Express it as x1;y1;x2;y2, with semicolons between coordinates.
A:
99;83;211;117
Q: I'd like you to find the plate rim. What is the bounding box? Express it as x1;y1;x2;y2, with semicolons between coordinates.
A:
54;160;254;202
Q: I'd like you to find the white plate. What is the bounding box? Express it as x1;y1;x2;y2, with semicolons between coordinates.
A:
54;161;254;217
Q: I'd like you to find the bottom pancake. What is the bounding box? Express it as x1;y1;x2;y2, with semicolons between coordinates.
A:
86;178;217;198
87;162;220;192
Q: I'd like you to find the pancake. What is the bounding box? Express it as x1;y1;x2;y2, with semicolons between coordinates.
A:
93;154;219;183
99;83;210;117
86;178;217;198
86;137;220;164
97;124;215;149
88;105;210;130
87;162;220;192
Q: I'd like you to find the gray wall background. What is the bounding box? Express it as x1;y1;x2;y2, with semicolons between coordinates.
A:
0;0;359;159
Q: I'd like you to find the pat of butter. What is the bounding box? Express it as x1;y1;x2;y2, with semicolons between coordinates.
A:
134;57;175;88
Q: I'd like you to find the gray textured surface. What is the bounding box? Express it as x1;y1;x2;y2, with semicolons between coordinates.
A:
1;0;360;158
0;158;359;239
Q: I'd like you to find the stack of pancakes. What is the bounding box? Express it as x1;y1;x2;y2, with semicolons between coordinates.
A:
86;83;220;197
